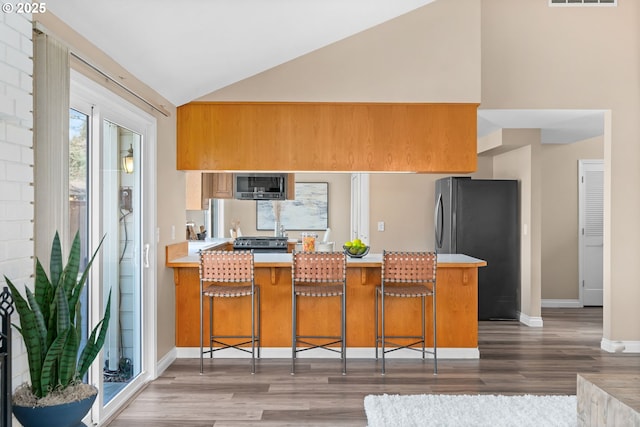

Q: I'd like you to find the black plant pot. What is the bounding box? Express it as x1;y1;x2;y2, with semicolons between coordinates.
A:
13;393;96;427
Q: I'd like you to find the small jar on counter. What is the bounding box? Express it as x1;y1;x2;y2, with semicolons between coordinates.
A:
301;232;318;251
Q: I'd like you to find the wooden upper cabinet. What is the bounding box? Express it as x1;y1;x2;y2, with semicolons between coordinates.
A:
185;171;211;210
177;102;479;173
286;173;295;200
211;173;233;199
186;172;234;210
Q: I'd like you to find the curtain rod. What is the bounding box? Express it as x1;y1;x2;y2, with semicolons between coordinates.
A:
70;51;171;117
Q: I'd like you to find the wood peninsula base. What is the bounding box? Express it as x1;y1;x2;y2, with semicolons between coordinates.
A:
166;243;486;359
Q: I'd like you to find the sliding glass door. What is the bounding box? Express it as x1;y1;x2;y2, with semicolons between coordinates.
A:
71;70;157;425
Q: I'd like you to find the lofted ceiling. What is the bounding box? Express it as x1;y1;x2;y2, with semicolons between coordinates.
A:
46;1;605;144
46;0;435;106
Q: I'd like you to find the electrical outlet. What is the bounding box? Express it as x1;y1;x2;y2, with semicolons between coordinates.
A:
377;221;385;232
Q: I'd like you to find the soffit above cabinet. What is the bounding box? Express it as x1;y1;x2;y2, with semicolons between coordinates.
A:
177;102;478;173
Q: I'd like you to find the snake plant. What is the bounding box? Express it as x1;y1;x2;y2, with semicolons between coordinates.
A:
5;231;111;399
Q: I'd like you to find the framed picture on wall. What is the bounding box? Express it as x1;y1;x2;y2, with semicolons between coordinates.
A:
257;182;328;231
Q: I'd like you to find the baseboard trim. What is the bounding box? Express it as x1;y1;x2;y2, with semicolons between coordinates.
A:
601;338;640;353
542;299;583;308
175;346;479;359
519;312;544;327
157;347;177;377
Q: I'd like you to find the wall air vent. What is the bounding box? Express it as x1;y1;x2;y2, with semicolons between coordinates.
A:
550;0;616;6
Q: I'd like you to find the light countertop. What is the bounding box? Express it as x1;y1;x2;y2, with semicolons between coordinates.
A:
168;251;486;268
187;238;233;254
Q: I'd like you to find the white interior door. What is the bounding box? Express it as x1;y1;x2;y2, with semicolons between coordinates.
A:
579;159;604;306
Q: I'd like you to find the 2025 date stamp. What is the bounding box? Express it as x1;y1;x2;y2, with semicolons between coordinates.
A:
2;2;47;13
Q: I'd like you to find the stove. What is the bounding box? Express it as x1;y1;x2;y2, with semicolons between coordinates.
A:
233;236;288;253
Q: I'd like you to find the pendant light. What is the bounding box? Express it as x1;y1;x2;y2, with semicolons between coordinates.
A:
122;144;134;174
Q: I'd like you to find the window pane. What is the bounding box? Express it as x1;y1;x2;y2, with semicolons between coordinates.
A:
70;108;91;385
102;120;142;405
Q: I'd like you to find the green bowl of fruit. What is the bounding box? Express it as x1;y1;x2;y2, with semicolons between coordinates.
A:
343;239;370;258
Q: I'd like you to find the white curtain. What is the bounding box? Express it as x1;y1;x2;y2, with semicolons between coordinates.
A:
33;30;70;259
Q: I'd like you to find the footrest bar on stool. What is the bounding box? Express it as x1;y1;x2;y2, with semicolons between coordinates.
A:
294;342;343;354
204;339;260;355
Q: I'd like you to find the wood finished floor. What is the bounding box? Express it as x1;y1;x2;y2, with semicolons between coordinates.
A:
105;308;640;426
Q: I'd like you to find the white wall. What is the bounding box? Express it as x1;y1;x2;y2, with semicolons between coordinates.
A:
198;0;481;103
0;11;34;389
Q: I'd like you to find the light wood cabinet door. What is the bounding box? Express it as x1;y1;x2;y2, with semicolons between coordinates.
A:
185;172;213;210
211;173;233;199
286;173;295;200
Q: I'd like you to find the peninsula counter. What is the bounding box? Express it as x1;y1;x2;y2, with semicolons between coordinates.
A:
166;242;486;359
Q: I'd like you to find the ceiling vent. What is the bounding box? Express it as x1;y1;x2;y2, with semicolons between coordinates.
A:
550;0;616;5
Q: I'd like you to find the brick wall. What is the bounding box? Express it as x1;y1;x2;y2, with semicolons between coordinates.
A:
0;11;33;389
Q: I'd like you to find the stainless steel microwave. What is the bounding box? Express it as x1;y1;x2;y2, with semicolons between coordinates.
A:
234;173;288;200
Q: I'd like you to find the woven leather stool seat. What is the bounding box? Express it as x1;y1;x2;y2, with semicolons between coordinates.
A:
203;285;254;298
294;284;344;297
379;284;432;298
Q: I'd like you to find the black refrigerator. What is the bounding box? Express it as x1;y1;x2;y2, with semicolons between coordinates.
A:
434;177;520;320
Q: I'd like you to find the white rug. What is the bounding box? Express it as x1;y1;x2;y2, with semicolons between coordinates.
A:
364;394;577;427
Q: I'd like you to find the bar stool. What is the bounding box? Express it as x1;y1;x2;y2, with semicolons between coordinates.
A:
291;251;347;375
375;250;437;375
199;250;260;374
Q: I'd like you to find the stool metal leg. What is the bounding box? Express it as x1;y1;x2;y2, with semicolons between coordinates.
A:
291;290;297;375
381;289;386;375
433;285;437;375
199;279;204;374
341;291;346;375
374;289;379;359
209;296;214;357
257;287;261;359
421;295;426;359
251;285;256;374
